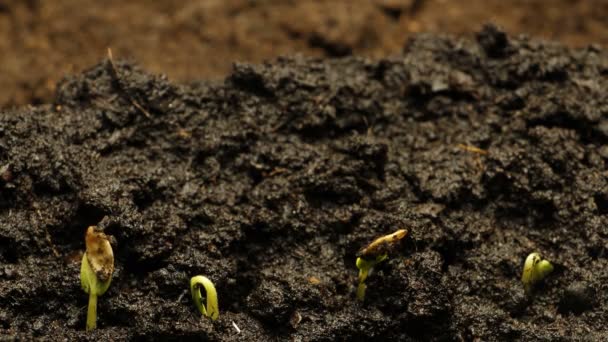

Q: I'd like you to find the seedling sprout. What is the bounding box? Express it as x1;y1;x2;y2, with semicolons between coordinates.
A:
355;229;407;301
80;226;114;331
521;252;553;294
190;275;219;320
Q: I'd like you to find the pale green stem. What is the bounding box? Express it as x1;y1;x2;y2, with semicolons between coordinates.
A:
356;267;369;301
356;282;367;301
86;293;98;331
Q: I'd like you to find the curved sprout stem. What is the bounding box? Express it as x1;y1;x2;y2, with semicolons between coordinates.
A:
190;275;219;320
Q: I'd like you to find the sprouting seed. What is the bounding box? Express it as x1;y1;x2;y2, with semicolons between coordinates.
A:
80;226;114;331
190;275;219;320
521;252;553;294
358;229;408;259
355;229;407;301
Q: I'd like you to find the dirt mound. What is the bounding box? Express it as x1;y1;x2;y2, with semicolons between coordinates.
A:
1;26;608;340
2;0;607;108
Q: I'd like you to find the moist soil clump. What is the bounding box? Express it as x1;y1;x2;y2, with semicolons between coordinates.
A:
1;26;608;340
2;0;608;108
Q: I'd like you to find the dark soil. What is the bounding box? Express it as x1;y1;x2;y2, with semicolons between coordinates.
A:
2;0;608;108
2;26;608;340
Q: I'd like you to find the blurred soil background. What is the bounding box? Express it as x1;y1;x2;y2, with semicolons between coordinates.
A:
1;0;607;108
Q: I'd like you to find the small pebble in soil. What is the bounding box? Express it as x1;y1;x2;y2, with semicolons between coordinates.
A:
33;318;45;333
558;282;596;314
597;120;608;138
502;285;528;315
476;24;510;58
289;310;302;329
0;310;9;329
0;266;19;279
598;146;608;159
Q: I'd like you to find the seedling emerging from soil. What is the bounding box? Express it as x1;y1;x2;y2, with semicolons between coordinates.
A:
80;226;114;331
521;252;553;294
356;229;407;301
190;275;219;320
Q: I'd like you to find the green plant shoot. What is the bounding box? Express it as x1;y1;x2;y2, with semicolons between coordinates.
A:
355;229;407;301
521;252;553;294
356;254;388;301
190;275;219;320
80;226;114;331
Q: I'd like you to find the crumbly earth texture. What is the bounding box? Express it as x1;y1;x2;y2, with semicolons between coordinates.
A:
2;0;608;108
1;26;608;340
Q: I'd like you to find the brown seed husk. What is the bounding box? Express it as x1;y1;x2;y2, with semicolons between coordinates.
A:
357;229;407;259
85;226;114;282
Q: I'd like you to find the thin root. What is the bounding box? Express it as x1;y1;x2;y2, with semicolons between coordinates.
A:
107;48;152;118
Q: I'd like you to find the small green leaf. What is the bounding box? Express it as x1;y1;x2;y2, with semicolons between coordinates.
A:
81;253;112;296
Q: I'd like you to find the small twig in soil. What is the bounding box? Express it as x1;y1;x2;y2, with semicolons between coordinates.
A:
308;276;321;285
266;167;288;177
457;144;488;155
106;48;152;118
37;209;60;258
177;289;188;303
44;227;61;258
457;144;488;172
232;321;241;334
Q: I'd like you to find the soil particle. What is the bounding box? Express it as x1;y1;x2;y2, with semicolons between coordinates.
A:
2;26;608;340
558;281;597;314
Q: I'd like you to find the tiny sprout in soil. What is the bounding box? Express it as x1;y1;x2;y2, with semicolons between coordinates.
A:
80;226;115;331
521;252;553;295
190;275;219;320
356;229;407;301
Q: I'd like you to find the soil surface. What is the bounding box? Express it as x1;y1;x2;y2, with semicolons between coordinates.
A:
1;0;608;108
2;26;608;340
